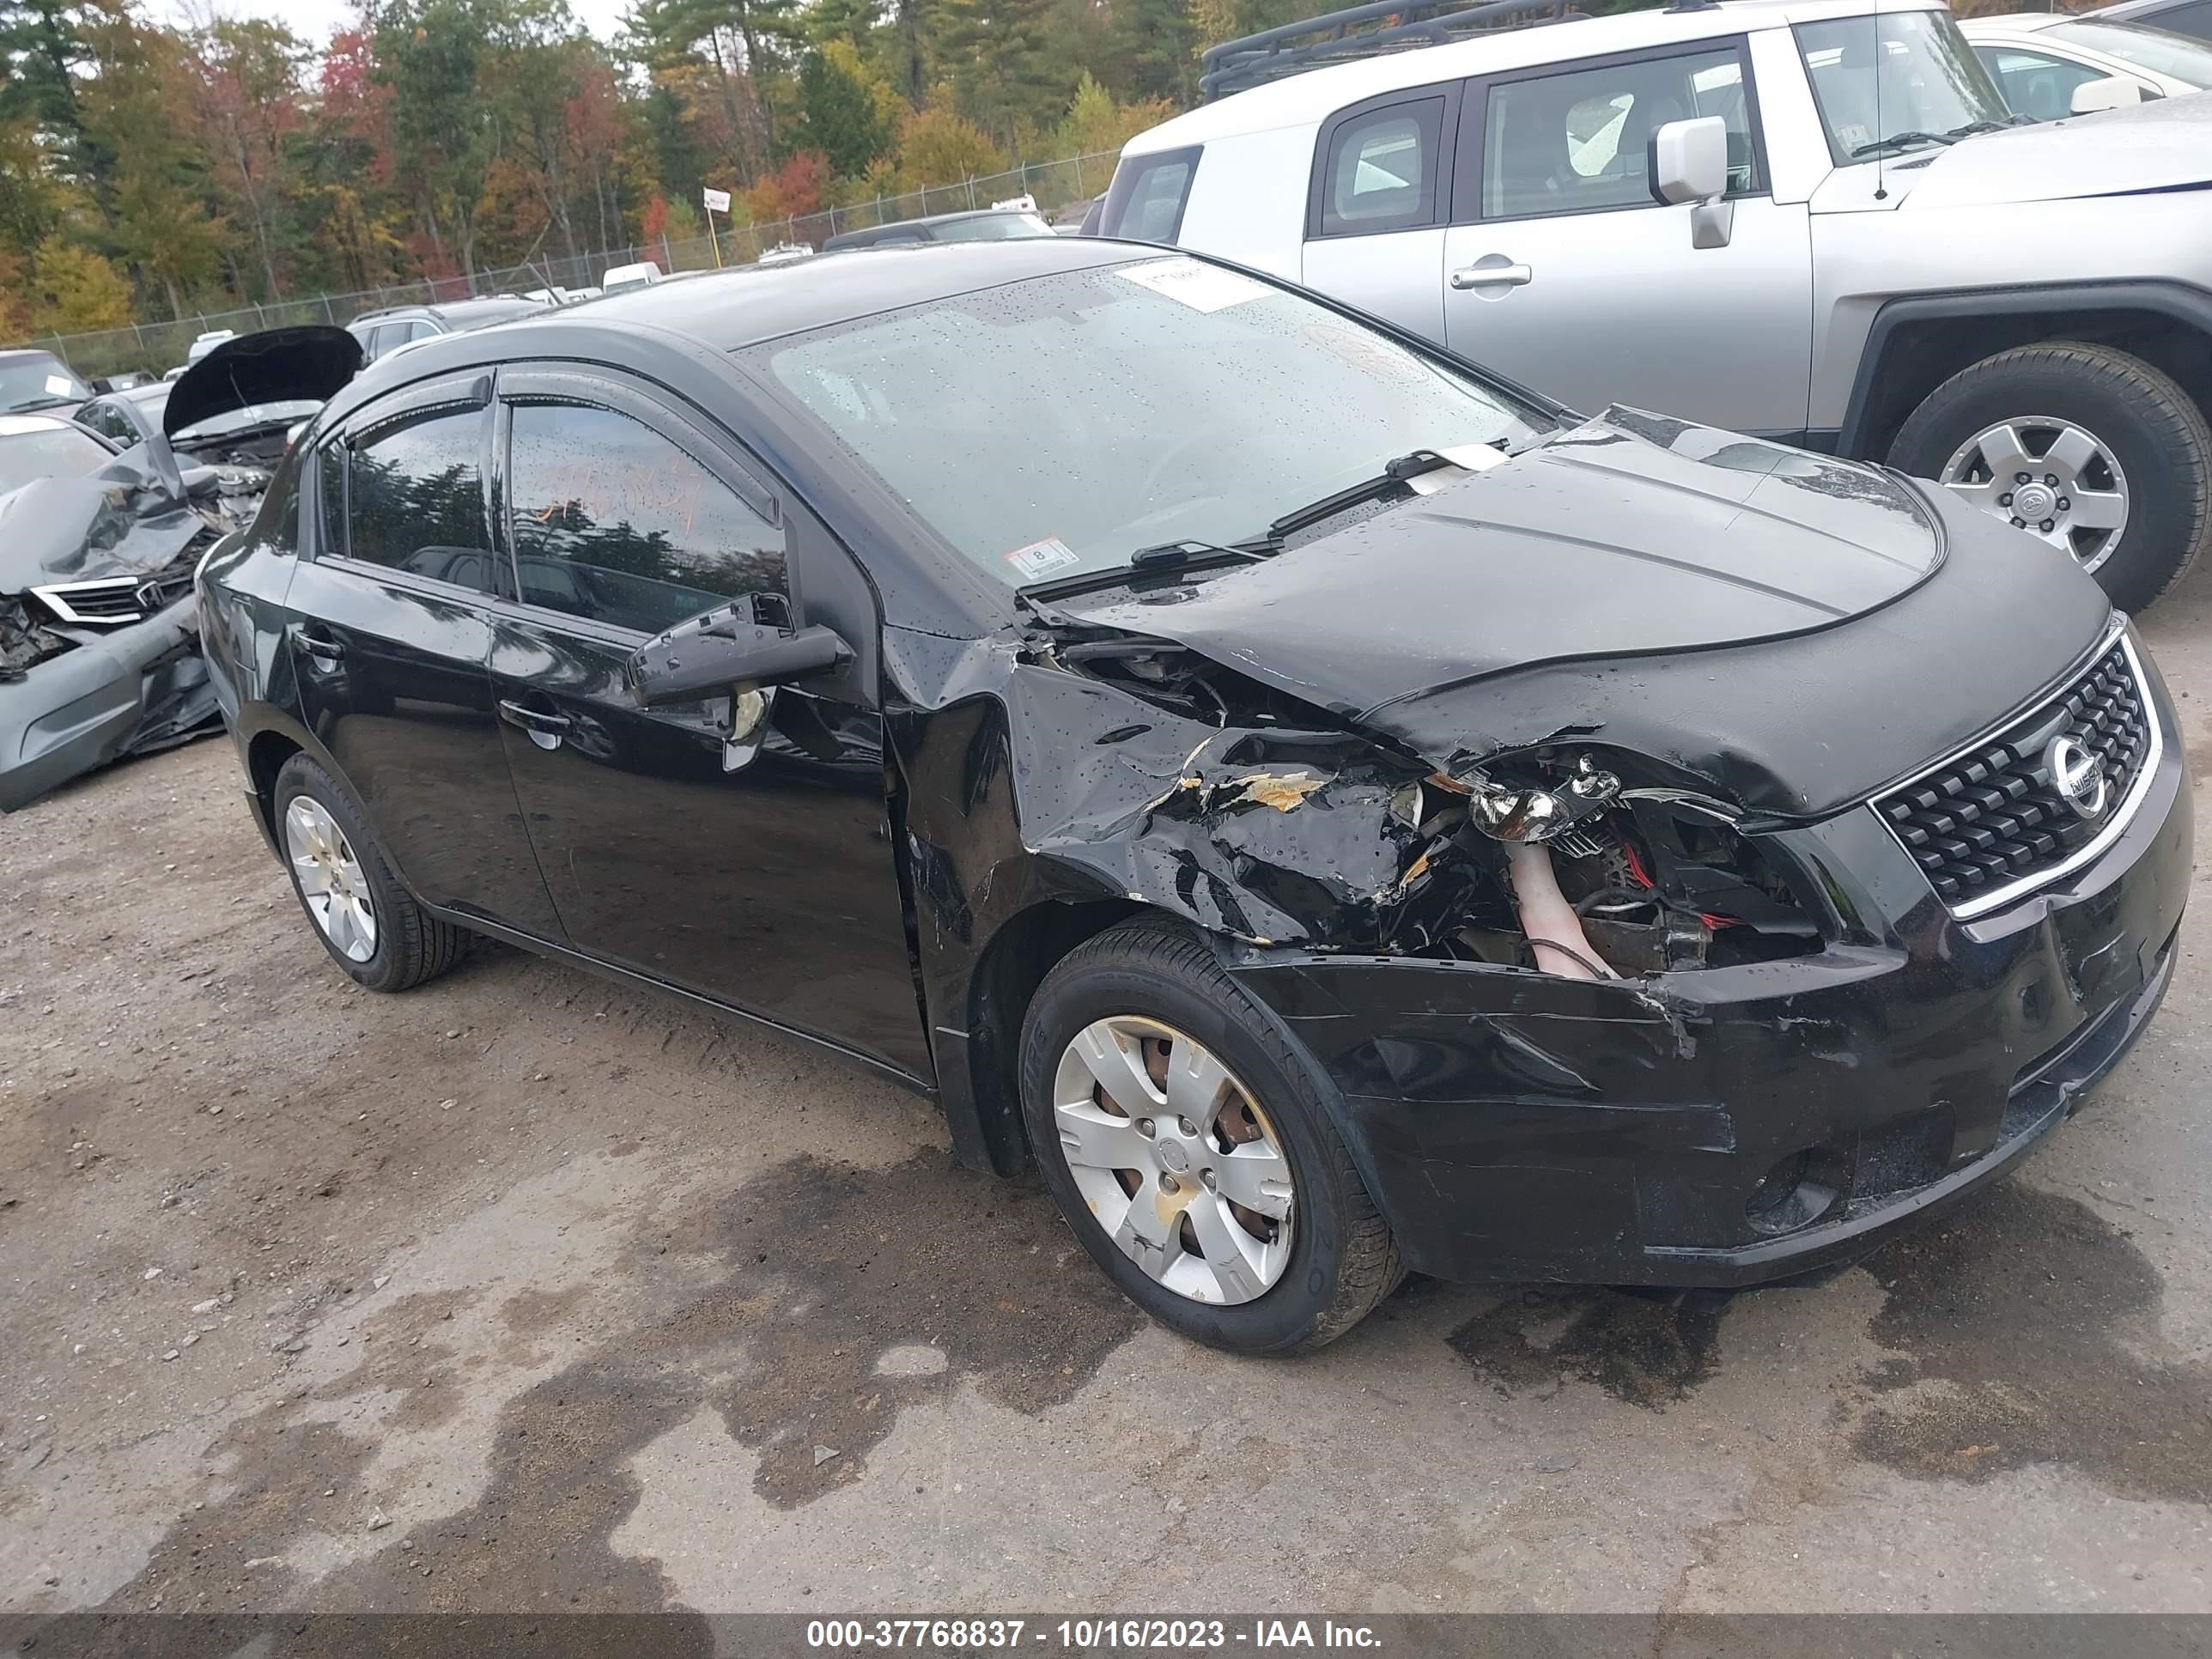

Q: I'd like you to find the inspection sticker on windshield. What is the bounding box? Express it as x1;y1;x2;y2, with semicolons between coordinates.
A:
1006;537;1081;580
46;374;74;398
1115;258;1270;313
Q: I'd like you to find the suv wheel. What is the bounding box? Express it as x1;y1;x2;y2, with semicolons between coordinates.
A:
1889;341;2212;612
273;753;470;993
1019;922;1403;1353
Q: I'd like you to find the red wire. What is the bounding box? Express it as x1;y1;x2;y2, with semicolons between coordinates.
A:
1621;834;1733;928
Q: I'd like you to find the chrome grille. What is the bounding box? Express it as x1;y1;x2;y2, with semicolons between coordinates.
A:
1876;634;2155;918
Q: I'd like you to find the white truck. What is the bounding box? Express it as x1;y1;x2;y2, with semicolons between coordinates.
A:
1102;0;2212;609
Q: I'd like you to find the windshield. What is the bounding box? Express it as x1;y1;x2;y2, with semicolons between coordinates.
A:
931;212;1054;242
1796;10;2011;163
0;355;93;414
2049;17;2212;83
745;257;1548;586
175;398;323;441
0;424;113;493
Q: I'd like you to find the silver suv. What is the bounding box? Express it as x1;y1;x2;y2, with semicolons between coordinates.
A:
1103;0;2212;610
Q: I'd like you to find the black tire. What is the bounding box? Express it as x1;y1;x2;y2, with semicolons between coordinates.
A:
272;753;469;993
1018;921;1403;1353
1888;341;2212;613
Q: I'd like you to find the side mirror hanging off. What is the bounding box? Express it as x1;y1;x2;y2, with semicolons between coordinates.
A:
624;601;853;709
1648;114;1734;250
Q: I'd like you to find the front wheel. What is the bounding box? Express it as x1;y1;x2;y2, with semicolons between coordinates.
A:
1018;922;1402;1353
1888;341;2212;612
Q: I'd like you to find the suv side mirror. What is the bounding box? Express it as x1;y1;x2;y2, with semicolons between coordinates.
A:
1648;115;1734;250
625;602;852;708
2069;76;2146;115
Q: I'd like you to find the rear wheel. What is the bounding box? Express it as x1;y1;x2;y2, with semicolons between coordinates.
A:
1889;341;2212;612
1019;922;1402;1352
274;753;469;993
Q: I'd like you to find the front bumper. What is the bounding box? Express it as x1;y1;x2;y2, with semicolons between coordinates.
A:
0;593;221;812
1226;690;2191;1288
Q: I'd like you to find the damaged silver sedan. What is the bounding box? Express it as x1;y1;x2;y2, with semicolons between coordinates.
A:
0;327;360;811
198;242;2189;1352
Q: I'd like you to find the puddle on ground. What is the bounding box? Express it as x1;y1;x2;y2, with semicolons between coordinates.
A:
1447;1285;1732;1408
99;1151;1139;1615
1844;1183;2210;1503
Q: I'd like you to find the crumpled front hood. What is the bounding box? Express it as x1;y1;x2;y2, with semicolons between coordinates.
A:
1056;408;1942;726
164;324;361;440
0;476;209;595
1902;95;2212;210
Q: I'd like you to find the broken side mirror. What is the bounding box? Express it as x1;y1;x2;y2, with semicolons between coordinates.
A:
2069;76;2146;115
624;600;852;710
1648;115;1733;250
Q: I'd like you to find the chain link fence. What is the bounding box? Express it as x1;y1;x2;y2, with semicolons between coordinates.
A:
13;150;1118;384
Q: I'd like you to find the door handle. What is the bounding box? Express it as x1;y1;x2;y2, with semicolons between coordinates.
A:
1451;261;1533;290
295;626;344;661
498;699;573;737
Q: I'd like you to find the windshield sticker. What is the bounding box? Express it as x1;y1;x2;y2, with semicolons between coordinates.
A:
1005;537;1081;580
1115;258;1271;313
46;374;75;398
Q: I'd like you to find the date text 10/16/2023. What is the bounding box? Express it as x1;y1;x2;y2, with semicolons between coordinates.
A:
805;1619;1385;1650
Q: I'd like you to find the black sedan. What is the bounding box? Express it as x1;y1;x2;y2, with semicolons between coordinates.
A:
196;240;2189;1352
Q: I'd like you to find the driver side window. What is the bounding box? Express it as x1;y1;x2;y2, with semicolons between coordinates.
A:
505;398;789;636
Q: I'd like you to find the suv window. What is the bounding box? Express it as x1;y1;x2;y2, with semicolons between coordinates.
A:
1482;46;1755;220
506;399;787;635
1973;45;2108;120
1320;97;1444;234
1100;147;1201;243
337;405;495;590
76;403;129;443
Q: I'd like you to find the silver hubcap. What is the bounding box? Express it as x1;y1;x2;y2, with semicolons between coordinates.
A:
283;797;378;963
1052;1016;1293;1305
1939;416;2129;572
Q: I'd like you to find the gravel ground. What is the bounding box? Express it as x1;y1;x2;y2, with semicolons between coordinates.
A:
2;595;2209;1619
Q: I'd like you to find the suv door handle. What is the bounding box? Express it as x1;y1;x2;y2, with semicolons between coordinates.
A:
498;699;572;737
1451;262;1533;290
295;625;344;662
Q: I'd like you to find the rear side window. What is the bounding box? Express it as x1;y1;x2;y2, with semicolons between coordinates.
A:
506;400;787;635
338;405;495;590
1318;97;1445;234
1100;146;1201;243
1482;45;1755;220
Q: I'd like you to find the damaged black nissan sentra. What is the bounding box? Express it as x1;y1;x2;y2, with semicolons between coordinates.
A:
197;239;2190;1352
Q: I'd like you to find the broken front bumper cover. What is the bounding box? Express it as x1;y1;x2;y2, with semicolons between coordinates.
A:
1224;728;2190;1288
0;592;221;811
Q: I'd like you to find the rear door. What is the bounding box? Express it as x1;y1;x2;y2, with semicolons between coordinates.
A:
481;366;928;1076
1299;85;1460;342
1440;40;1814;434
286;373;562;934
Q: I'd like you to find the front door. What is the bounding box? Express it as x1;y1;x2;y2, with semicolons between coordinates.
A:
481;368;929;1077
1440;40;1814;436
287;375;562;935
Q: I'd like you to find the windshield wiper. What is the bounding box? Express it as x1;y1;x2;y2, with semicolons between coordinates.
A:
1266;449;1457;543
1850;130;1958;158
1013;538;1276;606
4;394;79;414
1943;118;2021;139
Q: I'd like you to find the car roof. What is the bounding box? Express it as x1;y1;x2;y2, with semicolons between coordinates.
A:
2093;0;2190;15
90;382;172;407
543;237;1151;351
1958;11;2069;31
1127;0;1947;149
0;349;69;367
0;411;81;436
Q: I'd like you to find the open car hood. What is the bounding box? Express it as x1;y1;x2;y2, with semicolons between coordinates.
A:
1902;94;2212;210
163;325;362;441
1054;409;1943;726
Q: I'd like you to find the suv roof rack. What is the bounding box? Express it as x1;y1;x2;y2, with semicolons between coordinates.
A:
1200;0;1589;101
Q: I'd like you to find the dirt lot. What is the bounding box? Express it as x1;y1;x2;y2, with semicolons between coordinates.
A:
3;595;2211;1619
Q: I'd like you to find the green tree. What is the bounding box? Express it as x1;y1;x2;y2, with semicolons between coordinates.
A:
932;0;1069;149
893;97;1001;186
797;38;896;176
